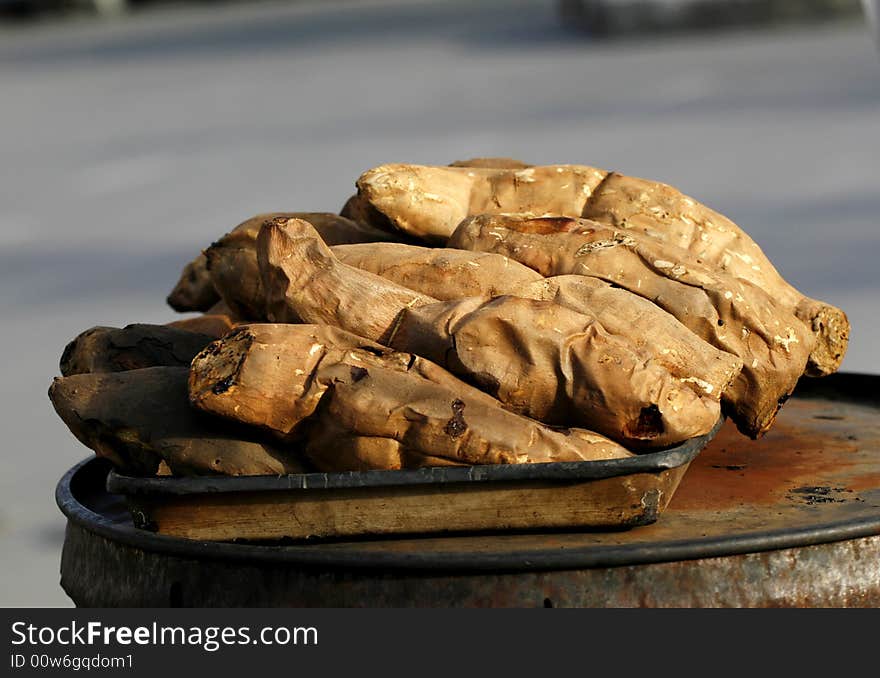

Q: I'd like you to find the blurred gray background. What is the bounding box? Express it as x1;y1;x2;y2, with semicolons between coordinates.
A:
1;0;877;606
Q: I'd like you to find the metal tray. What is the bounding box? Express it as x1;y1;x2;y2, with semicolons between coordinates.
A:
105;418;724;541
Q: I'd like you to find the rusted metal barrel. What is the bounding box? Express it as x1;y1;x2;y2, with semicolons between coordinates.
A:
57;373;880;607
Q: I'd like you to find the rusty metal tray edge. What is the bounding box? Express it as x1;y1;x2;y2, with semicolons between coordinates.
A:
105;417;723;497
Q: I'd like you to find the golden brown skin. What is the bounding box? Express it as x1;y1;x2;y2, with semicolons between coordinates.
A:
188;324;634;470
339;158;532;231
580;172;848;377
391;295;722;448
355;161;847;376
259;219;434;343
510;276;743;402
449;214;814;439
333;242;741;402
206;212;401;320
333;242;543;301
167;212;402;319
355;163;608;244
257;218;722;448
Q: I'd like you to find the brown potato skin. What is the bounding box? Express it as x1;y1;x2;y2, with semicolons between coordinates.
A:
188;323;634;470
166;252;219;313
49;367;306;477
355;163;607;244
580;172;848;377
60;324;216;376
167;212;402;319
333;242;741;403
510;275;743;401
258;218;722;449
333;242;542;301
355;162;847;376
449;214;814;439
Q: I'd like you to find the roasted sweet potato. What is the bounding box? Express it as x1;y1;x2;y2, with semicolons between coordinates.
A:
166;252;219;313
165;314;236;338
334;242;741;400
579;172;849;377
257;218;722;448
355;163;607;244
333;242;542;300
259;219;433;342
165;300;239;338
355;162;848;376
167;212;401;319
449;214;813;438
60;324;215;376
189;324;634;470
339;158;532;231
212;212;405;319
510;275;743;401
48;367;306;476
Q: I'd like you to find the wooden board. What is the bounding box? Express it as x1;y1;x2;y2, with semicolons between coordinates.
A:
124;464;692;541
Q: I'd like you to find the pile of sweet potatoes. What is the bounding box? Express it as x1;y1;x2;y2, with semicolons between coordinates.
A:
49;158;848;476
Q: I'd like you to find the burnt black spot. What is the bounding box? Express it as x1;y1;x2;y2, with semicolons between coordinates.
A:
813;414;845;421
350;366;369;383
711;464;747;471
212;375;235;395
717;318;724;326
202;341;223;357
444;399;468;439
628;404;664;439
